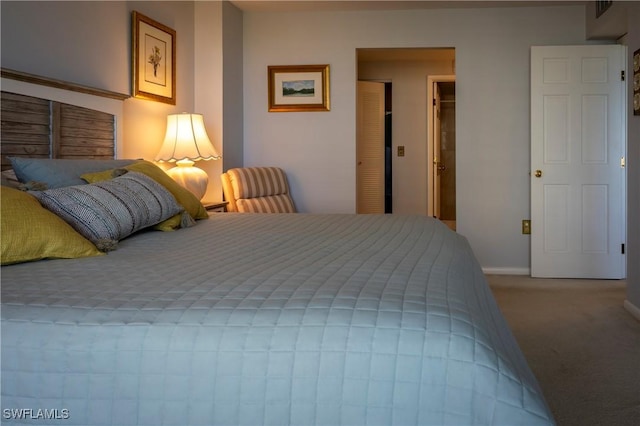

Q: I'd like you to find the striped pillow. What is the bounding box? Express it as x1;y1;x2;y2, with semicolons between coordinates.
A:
30;172;183;251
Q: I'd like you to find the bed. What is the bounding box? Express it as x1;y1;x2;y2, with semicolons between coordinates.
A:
0;83;555;425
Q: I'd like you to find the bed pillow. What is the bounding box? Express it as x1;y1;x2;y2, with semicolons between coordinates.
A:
1;186;103;265
82;160;209;224
9;157;137;189
29;171;183;251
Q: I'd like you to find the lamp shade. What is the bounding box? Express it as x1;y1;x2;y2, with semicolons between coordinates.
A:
155;113;220;162
155;113;220;200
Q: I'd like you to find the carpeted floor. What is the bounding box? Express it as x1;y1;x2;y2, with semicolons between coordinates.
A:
487;275;640;426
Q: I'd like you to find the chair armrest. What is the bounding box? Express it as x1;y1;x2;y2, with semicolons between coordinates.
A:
221;172;238;212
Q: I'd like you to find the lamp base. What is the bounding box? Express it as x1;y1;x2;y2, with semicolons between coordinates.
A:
166;161;208;200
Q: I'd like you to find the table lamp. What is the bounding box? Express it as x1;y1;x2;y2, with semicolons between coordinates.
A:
155;113;221;199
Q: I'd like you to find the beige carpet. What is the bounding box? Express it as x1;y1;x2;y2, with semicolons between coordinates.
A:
487;275;640;426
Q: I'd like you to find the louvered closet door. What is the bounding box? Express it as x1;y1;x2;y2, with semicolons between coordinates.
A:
356;81;385;214
530;45;626;278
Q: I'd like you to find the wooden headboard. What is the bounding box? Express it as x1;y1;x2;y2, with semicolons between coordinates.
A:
1;91;116;171
0;68;129;171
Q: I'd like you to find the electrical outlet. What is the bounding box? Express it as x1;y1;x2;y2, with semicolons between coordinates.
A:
397;146;405;157
522;220;531;235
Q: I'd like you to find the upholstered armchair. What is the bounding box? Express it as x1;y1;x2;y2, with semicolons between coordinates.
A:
221;167;296;213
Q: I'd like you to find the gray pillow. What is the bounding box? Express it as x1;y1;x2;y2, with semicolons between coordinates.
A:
10;157;137;189
30;172;183;251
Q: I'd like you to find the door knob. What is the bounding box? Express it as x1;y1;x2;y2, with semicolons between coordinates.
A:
534;170;543;178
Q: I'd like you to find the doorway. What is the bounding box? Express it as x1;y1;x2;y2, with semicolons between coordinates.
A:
357;48;456;215
427;75;456;230
384;82;393;213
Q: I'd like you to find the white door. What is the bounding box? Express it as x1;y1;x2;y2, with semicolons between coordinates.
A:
356;81;385;214
433;82;442;218
531;45;626;278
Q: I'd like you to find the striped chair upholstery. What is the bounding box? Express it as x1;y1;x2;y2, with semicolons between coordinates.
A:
221;167;296;213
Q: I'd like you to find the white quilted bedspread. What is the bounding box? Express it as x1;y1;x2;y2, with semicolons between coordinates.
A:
1;214;554;425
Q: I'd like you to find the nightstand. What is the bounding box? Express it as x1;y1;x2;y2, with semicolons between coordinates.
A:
203;201;228;212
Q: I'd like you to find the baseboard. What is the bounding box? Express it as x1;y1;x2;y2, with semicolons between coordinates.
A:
482;267;530;276
624;300;640;322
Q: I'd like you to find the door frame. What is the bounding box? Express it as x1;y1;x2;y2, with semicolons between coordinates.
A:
427;75;455;217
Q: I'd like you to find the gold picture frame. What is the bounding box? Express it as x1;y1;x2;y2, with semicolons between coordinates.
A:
268;65;330;112
132;11;176;105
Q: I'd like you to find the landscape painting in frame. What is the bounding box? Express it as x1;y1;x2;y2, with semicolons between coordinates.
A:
268;65;330;112
132;11;176;105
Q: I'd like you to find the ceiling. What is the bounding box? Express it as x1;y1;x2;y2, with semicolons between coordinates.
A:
229;0;587;13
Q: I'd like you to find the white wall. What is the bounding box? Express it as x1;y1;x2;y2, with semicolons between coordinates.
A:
243;5;589;272
193;0;244;203
194;0;224;203
221;1;244;172
1;1;130;93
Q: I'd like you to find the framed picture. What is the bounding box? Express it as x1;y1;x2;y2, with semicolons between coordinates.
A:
268;65;330;112
132;11;176;105
633;48;640;116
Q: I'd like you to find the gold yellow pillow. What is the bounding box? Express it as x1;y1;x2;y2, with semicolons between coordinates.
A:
82;160;209;231
1;186;103;265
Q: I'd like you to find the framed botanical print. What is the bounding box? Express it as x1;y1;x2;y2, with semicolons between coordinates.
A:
132;11;176;105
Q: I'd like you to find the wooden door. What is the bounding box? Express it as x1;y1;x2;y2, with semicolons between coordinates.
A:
356;81;385;214
531;45;626;278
